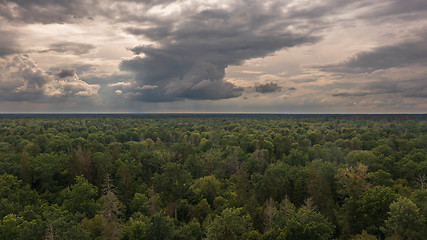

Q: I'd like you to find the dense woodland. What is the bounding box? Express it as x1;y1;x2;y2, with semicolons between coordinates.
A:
0;114;426;240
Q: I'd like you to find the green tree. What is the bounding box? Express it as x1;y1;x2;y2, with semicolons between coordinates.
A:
284;208;335;240
336;163;371;199
62;175;99;218
100;174;124;240
0;213;23;240
0;174;39;218
189;198;212;223
306;160;336;219
190;175;221;204
359;186;397;236
122;215;150;240
351;230;378;240
206;207;253;240
382;197;424;240
259;162;293;203
175;218;203;240
146;213;175;240
129;193;150;215
32;153;69;192
152;163;192;219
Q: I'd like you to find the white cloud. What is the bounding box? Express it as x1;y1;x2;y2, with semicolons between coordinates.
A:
0;55;100;101
108;81;132;87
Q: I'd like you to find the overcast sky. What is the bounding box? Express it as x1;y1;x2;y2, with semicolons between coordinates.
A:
0;0;426;113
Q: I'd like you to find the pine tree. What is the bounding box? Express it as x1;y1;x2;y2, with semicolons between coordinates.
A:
100;173;124;240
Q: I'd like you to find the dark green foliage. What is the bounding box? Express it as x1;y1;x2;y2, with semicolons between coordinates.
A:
284;208;335;240
61;175;99;218
0;115;425;239
382;197;424;239
146;213;175;240
206;207;253;240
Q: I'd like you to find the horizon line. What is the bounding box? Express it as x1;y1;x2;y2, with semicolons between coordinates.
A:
0;112;426;115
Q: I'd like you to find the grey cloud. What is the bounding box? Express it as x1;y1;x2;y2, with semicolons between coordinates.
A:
0;0;94;24
125;26;172;41
314;28;427;101
332;92;371;97
0;31;21;57
359;0;427;21
3;0;424;26
56;69;76;78
0;0;184;25
40;42;95;55
121;1;322;102
255;82;282;93
317;38;427;73
83;72;133;85
49;64;97;76
333;79;427;98
286;0;370;20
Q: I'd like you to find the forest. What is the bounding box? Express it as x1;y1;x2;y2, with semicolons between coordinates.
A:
0;114;426;240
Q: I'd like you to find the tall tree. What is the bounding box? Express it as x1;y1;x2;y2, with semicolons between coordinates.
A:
100;173;124;240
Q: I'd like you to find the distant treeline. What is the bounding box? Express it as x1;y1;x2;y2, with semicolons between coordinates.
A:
0;115;426;239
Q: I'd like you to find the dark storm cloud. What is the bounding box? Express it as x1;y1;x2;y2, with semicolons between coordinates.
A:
0;0;94;24
0;31;21;57
317;38;427;73
56;69;76;78
0;0;183;25
2;0;425;26
2;0;426;110
39;42;95;55
121;1;323;102
255;82;282;93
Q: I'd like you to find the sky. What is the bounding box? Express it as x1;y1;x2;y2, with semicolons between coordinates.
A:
0;0;426;113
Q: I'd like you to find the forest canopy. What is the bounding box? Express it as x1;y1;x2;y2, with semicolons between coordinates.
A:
0;114;426;239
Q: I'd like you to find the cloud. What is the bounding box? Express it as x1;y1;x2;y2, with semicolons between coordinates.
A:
120;1;322;102
358;0;427;21
317;39;427;73
56;69;76;78
108;81;132;87
0;55;100;101
44;75;100;97
255;82;282;93
125;26;172;41
1;0;426;112
309;29;427;102
0;0;94;24
39;42;95;55
0;31;21;57
49;64;97;76
0;0;184;25
82;72;133;85
332;79;427;99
